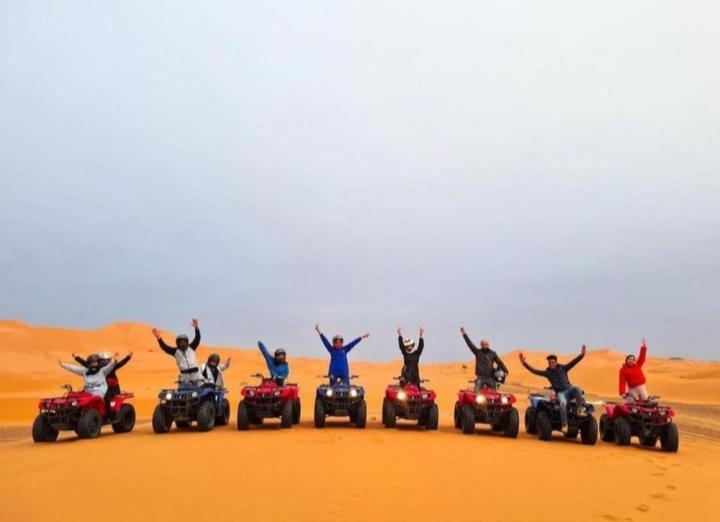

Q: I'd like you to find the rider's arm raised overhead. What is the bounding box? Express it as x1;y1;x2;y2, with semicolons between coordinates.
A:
319;333;333;353
114;354;132;371
190;327;201;350
74;355;89;368
521;360;548;377
157;338;176;356
59;362;85;376
637;342;647;367
417;337;425;356
563;351;586;372
397;335;405;353
220;358;231;371
344;337;362;354
462;332;479;355
100;360;116;376
258;341;274;367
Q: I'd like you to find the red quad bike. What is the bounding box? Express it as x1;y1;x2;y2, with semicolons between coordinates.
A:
33;385;136;442
236;374;301;430
454;379;519;438
600;396;679;452
382;378;439;430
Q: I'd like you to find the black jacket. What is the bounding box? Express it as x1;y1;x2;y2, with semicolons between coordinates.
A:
399;336;424;384
521;353;585;392
463;334;509;379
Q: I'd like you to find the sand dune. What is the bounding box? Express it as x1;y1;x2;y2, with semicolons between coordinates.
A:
1;320;719;522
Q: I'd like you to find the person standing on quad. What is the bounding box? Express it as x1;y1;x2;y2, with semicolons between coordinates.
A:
152;318;203;383
396;326;425;387
58;354;117;398
72;351;133;400
460;327;509;390
519;345;588;433
619;339;649;401
315;323;369;384
257;341;289;385
200;353;231;388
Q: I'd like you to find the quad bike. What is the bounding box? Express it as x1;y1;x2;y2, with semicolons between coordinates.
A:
599;396;678;452
382;377;438;430
524;387;597;445
152;380;229;433
33;384;135;442
453;377;519;438
236;374;301;430
314;375;367;428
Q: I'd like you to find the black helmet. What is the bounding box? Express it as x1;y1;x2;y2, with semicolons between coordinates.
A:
87;353;101;365
274;348;286;358
207;353;220;366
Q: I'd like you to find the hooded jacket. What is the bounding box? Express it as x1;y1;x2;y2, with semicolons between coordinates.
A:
619;345;647;394
258;341;289;379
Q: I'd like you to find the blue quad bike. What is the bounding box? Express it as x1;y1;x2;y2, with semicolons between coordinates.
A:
314;375;367;428
152;380;230;433
524;388;598;445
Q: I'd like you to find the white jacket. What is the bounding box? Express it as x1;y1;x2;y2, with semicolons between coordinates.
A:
61;360;116;397
200;360;230;388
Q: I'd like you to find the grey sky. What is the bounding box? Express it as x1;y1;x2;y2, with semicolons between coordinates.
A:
1;1;718;361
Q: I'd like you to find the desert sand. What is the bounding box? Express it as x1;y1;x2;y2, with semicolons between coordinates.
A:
1;320;719;521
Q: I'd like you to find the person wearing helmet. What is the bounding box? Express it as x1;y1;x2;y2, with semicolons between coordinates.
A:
152;318;202;383
460;327;509;390
58;354;117;398
519;345;588;433
200;353;231;388
257;341;289;385
315;323;369;384
396;326;425;387
619;339;650;401
72;350;133;400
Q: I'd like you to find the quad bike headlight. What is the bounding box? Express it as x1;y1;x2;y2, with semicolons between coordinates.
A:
274;391;280;397
397;391;407;401
325;389;333;397
110;401;116;408
70;401;78;407
247;390;255;397
475;395;486;404
350;388;358;398
500;396;509;405
165;392;173;400
191;391;198;398
421;393;428;399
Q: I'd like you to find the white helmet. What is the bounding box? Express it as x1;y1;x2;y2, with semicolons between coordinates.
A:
99;351;113;361
403;338;416;353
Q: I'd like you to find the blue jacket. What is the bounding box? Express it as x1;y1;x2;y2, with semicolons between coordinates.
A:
258;341;289;379
320;334;362;378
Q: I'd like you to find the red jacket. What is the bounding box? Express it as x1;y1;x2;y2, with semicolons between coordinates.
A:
619;345;647;394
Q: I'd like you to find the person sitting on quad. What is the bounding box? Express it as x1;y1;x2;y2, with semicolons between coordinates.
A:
58;354;117;398
72;350;133;401
460;327;509;390
619;339;649;402
258;341;289;385
152;318;202;384
200;353;231;388
315;323;369;384
519;345;588;433
396;326;424;387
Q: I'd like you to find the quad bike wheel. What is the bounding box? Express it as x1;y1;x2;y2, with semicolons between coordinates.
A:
660;423;679;453
313;398;326;428
453;403;462;429
425;403;439;430
599;413;614;442
524;407;537;435
503;407;519;438
292;400;301;424
32;414;59;443
215;398;230;426
580;416;598;445
280;401;293;429
461;404;475;435
152;405;172;434
382;399;396;428
355;399;367;429
76;409;102;439
112;404;136;433
237;401;250;431
614;417;631;446
196;401;216;432
536;410;552;441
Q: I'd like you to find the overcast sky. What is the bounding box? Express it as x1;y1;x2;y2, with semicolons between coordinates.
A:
1;1;718;361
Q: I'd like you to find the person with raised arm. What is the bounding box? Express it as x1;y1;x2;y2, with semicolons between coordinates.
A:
460;326;509;390
619;339;650;401
315;323;369;384
397;326;425;387
72;350;132;400
257;341;289;385
152;318;203;384
58;354;117;398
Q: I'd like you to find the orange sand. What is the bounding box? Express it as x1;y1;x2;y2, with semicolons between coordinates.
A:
1;320;719;522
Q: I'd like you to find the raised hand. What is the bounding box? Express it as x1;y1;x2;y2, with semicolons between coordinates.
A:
361;332;370;339
581;344;587;355
191;318;199;328
396;327;402;336
460;326;466;335
114;352;120;359
641;338;647;348
128;351;134;357
419;326;425;338
72;352;77;359
227;356;232;364
518;352;526;363
315;324;321;334
152;328;161;339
